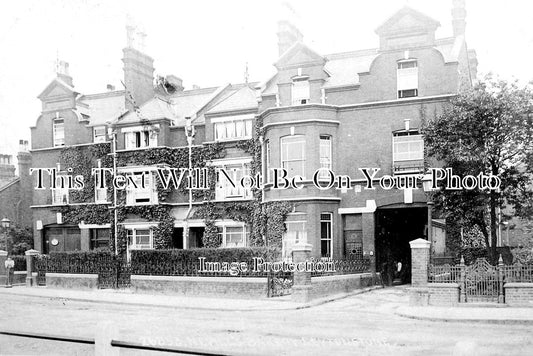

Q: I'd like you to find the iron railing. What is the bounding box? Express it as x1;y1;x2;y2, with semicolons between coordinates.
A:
428;264;461;283
311;258;371;277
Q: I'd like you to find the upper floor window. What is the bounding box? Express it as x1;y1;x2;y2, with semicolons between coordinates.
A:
52;183;69;205
319;135;332;179
265;139;271;182
125;171;158;206
393;131;423;161
281;135;305;177
53;119;65;147
217;224;249;248
397;60;418;98
213;116;253;141
123;126;158;150
214;160;252;200
292;80;310;105
93;126;107;143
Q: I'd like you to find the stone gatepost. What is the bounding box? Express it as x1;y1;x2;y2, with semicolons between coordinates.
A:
409;238;431;306
291;243;313;303
25;249;39;287
0;250;7;285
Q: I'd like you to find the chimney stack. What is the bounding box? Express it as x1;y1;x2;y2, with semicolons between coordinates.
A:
452;0;466;37
17;140;32;227
123;25;154;111
57;60;74;87
277;20;303;57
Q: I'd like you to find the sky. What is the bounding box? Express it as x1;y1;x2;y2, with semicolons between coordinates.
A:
0;0;532;165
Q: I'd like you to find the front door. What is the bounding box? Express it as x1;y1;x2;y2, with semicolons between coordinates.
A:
43;226;81;253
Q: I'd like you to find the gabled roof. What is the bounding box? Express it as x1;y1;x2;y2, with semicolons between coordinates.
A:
37;77;78;100
274;41;325;69
375;6;440;35
169;86;222;126
78;91;126;127
116;96;175;125
207;84;258;114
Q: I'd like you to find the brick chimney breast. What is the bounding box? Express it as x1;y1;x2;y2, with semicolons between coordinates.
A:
123;25;155;112
452;0;467;37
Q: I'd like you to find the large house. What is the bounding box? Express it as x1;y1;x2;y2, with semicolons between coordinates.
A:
29;3;477;272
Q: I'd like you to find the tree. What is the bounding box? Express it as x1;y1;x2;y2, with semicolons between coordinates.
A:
423;76;533;263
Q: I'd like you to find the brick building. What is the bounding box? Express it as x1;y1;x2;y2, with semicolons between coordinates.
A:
29;4;477;273
0;142;32;229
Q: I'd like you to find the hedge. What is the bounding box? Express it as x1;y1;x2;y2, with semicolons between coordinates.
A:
11;255;27;271
131;247;281;276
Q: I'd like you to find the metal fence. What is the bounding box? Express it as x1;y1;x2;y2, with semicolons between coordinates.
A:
428;258;533;303
311;258;371;277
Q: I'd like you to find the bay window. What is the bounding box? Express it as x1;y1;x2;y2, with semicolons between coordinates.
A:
127;228;153;250
282;221;307;260
125;171;158;205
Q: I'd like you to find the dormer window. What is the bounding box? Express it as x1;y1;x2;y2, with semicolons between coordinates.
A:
53;118;65;147
291;79;310;105
397;60;418;98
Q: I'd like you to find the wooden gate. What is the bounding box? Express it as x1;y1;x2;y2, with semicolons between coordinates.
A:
465;258;500;303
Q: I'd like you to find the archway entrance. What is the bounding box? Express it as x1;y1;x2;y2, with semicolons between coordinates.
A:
375;206;427;285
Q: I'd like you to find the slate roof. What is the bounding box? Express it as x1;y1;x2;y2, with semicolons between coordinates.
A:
206;84;258;114
79;91;126;127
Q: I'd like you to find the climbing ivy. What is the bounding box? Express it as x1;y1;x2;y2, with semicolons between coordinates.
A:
56;117;292;255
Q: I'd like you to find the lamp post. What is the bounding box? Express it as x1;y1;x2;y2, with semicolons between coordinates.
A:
1;218;10;253
184;117;196;250
1;218;11;288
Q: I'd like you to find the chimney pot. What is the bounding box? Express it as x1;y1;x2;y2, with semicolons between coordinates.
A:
107;84;115;91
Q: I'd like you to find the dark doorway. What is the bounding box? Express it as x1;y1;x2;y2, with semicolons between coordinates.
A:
375;207;427;285
43;225;81;254
172;228;184;249
189;227;205;248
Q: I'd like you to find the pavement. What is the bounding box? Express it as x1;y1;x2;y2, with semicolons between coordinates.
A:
2;285;533;325
395;304;533;325
0;284;382;311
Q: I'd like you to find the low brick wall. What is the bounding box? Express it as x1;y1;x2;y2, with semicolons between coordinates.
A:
46;273;98;290
427;283;459;306
310;273;379;299
505;283;533;307
130;275;268;299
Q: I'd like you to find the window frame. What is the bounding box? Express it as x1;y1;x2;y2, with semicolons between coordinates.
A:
125;170;158;206
89;228;111;250
320;212;333;258
319;135;332;179
397;59;419;99
280;135;306;178
291;79;310;105
213;118;253;142
217;224;249;248
124;130;158;149
127;228;154;250
392;132;424;162
53;118;65;147
214;159;253;201
93;126;107;143
51;173;69;205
